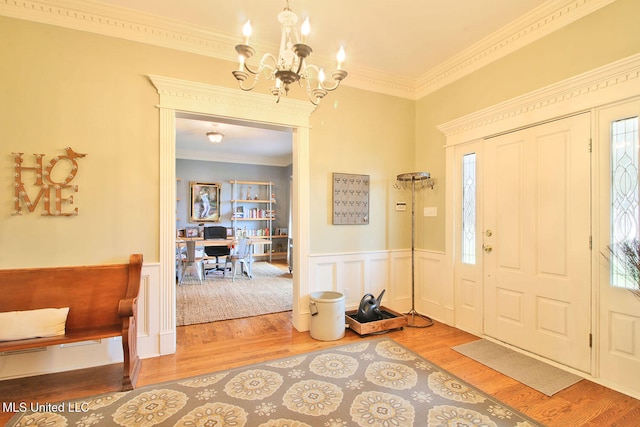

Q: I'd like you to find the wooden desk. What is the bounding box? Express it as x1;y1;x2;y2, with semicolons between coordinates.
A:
176;238;271;252
176;238;272;263
176;238;233;249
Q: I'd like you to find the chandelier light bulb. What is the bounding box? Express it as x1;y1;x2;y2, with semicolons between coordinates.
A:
301;17;310;43
336;46;345;69
318;68;325;88
242;20;252;44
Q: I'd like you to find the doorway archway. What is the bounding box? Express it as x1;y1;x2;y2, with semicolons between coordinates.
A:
150;75;315;354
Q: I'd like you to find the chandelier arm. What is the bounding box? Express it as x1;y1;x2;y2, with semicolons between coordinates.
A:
301;63;320;78
259;53;279;69
237;75;261;91
319;77;341;92
295;57;305;76
243;54;277;76
320;70;348;91
243;63;260;75
307;91;322;106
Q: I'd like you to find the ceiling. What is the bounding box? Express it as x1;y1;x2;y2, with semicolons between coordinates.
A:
175;113;294;167
94;0;551;165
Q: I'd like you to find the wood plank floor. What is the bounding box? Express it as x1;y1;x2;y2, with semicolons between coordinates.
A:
1;311;639;426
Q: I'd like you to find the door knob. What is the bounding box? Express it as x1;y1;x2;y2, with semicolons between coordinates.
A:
483;245;493;253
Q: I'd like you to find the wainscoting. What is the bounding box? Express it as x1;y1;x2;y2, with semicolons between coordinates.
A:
303;249;448;331
0;263;164;381
1;253;451;380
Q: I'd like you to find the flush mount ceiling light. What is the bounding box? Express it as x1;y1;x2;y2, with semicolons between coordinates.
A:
231;0;347;105
206;130;224;143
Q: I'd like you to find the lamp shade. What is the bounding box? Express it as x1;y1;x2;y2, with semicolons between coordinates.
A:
206;131;223;143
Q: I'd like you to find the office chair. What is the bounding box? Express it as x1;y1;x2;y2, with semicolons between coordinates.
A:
203;226;230;275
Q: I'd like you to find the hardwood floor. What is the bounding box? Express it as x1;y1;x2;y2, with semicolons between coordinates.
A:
1;311;639;426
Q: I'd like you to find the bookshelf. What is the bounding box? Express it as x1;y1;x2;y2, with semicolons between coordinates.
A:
230;180;287;260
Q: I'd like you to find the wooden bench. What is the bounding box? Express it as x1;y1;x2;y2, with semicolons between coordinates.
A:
0;254;143;391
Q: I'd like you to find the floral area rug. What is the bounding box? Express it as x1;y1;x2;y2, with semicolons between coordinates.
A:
8;339;542;427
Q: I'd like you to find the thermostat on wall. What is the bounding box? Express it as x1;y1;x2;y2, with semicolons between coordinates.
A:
395;202;406;211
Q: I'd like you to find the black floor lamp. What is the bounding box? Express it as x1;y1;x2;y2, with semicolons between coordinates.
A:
395;172;435;328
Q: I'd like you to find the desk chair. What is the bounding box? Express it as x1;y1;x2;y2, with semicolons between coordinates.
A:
224;238;253;280
203;226;230;276
179;240;204;285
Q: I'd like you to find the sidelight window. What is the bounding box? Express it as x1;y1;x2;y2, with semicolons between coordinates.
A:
462;153;477;264
610;116;639;287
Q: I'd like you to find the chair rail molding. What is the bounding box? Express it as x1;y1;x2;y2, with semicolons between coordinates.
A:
305;249;448;332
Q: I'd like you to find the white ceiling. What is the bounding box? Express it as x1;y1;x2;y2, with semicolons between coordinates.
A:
93;0;552;165
96;0;549;80
175;113;294;167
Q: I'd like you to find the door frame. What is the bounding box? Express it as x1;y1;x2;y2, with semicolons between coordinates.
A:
441;54;640;375
149;75;316;354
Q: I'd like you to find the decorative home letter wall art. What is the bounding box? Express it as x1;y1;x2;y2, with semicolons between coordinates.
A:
12;147;87;216
332;172;369;225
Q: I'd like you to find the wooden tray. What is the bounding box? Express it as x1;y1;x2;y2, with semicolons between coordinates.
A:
345;306;407;336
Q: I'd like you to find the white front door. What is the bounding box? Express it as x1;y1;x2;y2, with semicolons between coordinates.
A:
482;113;592;373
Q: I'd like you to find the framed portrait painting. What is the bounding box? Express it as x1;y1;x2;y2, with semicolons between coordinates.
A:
190;182;221;222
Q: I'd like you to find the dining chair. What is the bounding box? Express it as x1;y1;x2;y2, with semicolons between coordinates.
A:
224;238;253;280
179;240;204;285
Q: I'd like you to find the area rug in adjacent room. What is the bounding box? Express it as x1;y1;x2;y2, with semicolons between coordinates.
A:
453;339;582;396
177;261;292;326
8;339;542;427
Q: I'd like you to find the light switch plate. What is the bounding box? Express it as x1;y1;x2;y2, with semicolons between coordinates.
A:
424;207;437;216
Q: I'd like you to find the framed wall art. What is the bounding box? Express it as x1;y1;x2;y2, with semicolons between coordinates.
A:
190;182;221;222
185;227;199;238
332;173;369;225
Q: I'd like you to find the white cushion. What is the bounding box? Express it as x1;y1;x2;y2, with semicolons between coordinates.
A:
0;307;70;341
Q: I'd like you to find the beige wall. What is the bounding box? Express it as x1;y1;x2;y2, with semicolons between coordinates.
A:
0;16;414;268
2;0;640;268
308;87;415;253
415;0;640;251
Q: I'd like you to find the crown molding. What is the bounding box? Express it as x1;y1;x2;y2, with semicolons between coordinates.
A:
416;0;615;99
1;0;614;100
437;53;640;145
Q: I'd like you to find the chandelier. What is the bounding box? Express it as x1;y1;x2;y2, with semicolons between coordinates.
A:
231;1;347;105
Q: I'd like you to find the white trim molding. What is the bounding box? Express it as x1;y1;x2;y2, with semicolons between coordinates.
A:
439;53;640;399
438;53;640;146
416;0;616;98
0;0;614;100
149;75;314;343
305;249;448;332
